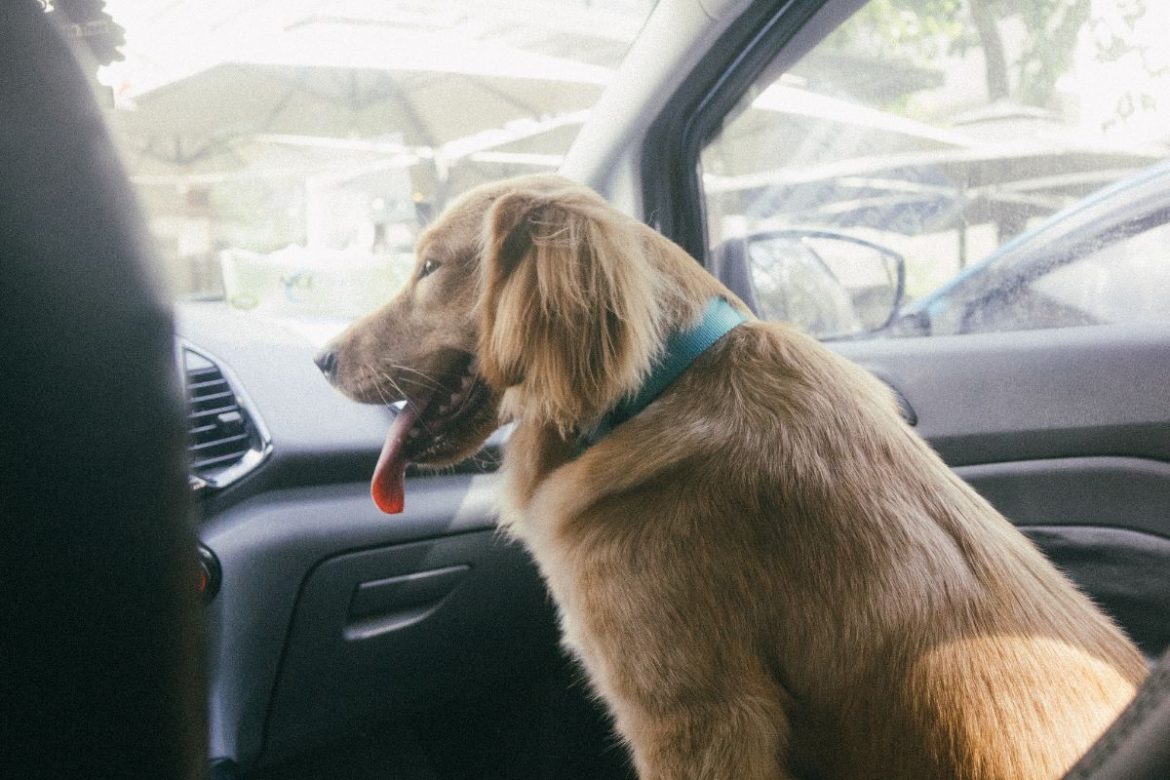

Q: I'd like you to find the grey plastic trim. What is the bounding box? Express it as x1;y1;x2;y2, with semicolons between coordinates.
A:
262;530;554;765
199;473;503;768
956;456;1170;540
345;563;472;639
831;324;1170;466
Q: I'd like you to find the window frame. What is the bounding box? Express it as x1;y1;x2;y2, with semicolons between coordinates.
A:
639;0;864;264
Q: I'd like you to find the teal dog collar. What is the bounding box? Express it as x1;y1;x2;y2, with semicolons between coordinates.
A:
578;296;747;450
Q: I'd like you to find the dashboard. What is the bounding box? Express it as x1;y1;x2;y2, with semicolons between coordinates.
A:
176;304;560;773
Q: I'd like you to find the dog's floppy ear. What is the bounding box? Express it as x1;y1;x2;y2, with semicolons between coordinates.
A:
478;187;663;433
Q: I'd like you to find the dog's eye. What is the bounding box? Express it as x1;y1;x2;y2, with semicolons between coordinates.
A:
418;259;440;279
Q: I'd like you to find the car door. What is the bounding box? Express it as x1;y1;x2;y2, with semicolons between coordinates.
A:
577;0;1170;662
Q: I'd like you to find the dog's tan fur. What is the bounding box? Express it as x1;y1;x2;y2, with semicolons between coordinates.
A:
328;174;1147;779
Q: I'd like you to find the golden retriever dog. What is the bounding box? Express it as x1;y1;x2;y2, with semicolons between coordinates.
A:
318;173;1147;779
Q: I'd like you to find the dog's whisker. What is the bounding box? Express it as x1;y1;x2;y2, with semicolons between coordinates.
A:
376;369;439;434
360;363;397;409
380;361;450;392
380;361;482;424
375;370;411;405
372;373;396;409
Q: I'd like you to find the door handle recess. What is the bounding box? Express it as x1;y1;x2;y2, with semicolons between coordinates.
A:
344;564;470;640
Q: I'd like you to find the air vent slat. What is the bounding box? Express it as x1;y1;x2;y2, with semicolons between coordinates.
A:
188;378;229;392
190;432;250;453
188;405;240;420
190;389;235;404
193;451;253;470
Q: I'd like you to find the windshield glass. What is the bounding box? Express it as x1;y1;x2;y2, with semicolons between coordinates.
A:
96;0;655;325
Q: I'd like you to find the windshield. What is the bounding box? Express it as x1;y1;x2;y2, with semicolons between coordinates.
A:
95;0;656;324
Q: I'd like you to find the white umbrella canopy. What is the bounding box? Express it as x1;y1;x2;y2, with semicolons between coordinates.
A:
109;63;602;201
102;0;646;200
97;0;654;300
704;86;1168;240
111;64;605;148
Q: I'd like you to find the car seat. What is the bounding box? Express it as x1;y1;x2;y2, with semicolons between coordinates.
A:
0;2;206;778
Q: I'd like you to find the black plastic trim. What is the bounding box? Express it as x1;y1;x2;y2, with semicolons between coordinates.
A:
1019;525;1170;659
1066;645;1170;780
259;530;557;766
198;542;222;604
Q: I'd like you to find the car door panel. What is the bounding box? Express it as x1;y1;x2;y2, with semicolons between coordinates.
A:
831;325;1170;658
954;458;1170;541
833;325;1170;467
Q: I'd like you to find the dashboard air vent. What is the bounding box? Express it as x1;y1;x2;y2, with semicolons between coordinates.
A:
181;345;271;490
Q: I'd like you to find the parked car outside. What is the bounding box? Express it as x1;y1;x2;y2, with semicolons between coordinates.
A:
884;158;1170;337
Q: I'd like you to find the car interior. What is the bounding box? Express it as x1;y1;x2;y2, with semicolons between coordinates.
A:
4;0;1170;779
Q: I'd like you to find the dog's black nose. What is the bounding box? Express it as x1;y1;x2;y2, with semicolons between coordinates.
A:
314;349;338;380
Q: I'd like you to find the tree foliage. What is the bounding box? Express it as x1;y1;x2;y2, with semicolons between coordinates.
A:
828;0;1091;109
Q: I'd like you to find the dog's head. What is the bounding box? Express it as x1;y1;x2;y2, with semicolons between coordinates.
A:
319;173;706;511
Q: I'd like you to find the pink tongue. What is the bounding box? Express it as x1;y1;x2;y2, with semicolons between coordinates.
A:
371;404;421;514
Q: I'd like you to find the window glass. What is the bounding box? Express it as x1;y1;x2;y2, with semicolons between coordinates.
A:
958;216;1170;334
701;0;1170;340
1034;220;1170;323
92;0;656;332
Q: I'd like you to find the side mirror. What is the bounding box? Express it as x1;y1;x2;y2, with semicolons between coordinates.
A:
716;230;906;340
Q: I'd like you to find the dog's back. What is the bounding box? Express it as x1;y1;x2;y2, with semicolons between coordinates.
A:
333;175;1148;779
559;320;1147;779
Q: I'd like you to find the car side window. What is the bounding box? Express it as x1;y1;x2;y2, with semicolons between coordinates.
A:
701;0;1170;340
